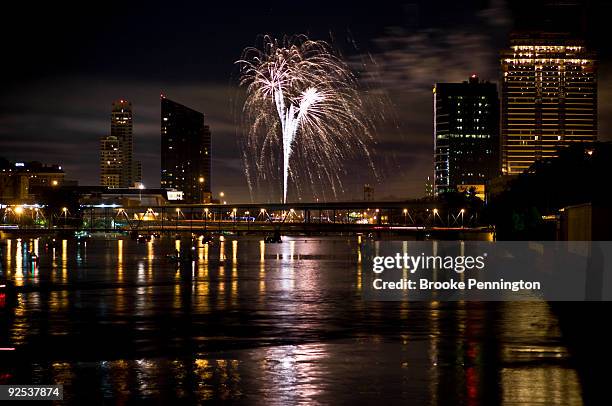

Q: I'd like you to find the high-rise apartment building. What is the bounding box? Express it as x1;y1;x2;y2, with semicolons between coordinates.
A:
111;99;136;187
500;33;597;174
99;99;142;188
160;97;211;202
433;75;500;198
100;135;121;188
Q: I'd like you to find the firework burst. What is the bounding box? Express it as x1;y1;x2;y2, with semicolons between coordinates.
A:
237;35;376;203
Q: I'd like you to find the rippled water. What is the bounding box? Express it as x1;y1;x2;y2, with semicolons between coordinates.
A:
0;236;582;404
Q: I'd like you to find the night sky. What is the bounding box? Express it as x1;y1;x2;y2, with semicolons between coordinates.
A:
1;0;611;202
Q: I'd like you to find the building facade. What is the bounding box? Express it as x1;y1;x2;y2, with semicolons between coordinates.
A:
160;97;211;203
100;135;121;188
433;75;500;197
0;159;65;202
500;33;597;174
111;99;134;187
99;100;142;188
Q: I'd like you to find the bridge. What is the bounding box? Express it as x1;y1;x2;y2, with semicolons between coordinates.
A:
2;201;489;236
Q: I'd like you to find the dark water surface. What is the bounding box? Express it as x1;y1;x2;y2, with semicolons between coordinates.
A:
0;236;582;404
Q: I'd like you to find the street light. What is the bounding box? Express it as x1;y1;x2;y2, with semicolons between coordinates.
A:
13;206;23;226
403;208;408;225
62;207;68;228
138;183;145;203
198;177;205;202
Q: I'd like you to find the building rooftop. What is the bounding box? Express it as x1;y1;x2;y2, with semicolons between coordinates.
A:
0;158;64;173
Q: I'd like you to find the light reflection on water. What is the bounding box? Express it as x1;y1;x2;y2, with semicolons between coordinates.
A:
0;236;583;404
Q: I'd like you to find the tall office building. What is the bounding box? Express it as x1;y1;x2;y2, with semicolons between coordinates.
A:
99;99;142;188
110;99;143;187
161;96;211;202
433;75;499;198
100;135;121;188
500;33;597;174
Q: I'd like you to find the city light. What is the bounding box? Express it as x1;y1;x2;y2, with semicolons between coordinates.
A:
0;5;603;405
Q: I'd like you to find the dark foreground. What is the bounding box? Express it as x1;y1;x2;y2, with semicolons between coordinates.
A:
0;236;590;404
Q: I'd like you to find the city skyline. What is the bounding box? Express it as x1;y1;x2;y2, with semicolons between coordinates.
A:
2;1;612;202
2;3;612;403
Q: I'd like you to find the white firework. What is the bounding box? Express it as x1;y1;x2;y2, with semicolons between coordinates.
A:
238;35;375;203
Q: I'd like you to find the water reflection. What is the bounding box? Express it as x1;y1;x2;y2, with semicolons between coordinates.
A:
0;236;584;404
501;367;581;405
15;239;23;283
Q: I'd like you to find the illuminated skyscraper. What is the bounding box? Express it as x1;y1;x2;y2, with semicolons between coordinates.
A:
160;97;211;202
110;99;142;187
433;75;499;198
500;34;597;174
111;99;132;186
99;135;121;188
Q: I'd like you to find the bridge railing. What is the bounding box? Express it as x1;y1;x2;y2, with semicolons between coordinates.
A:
1;203;483;232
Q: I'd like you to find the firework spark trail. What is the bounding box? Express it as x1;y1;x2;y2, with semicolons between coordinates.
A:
238;35;377;203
